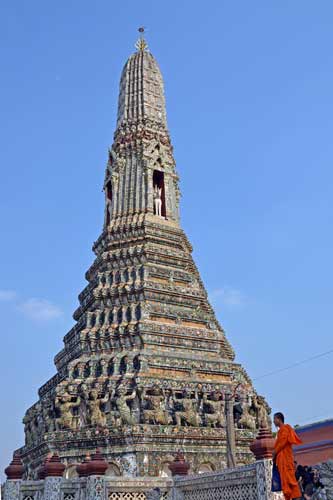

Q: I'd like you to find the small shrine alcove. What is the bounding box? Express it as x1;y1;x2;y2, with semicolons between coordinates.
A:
153;169;166;217
105;180;112;225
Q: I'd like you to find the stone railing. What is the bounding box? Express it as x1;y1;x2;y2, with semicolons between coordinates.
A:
171;460;274;500
2;476;172;500
2;460;276;500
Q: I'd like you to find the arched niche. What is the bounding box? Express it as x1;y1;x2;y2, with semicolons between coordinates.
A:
119;356;127;375
133;355;140;372
95;360;103;377
159;463;172;477
197;463;215;474
63;465;79;479
90;313;96;327
117;308;123;324
105;463;121;477
83;362;91;378
105;180;112;226
72;364;79;379
126;307;132;323
135;304;141;321
99;311;105;326
107;358;114;376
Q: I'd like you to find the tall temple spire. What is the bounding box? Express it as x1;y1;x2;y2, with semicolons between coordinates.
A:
117;32;167;127
105;33;177;226
14;38;270;480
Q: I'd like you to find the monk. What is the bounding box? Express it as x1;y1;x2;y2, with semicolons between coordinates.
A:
273;412;302;500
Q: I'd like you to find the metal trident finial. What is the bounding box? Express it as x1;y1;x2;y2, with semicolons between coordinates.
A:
135;26;148;51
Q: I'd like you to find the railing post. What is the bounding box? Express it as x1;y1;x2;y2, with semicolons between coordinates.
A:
3;480;21;500
255;459;274;500
168;482;184;500
44;477;63;500
85;449;108;500
43;453;65;500
86;476;107;500
3;453;24;500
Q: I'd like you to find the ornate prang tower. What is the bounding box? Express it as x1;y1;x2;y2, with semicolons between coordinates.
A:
17;32;270;479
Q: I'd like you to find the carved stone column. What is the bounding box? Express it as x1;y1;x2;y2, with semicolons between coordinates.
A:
225;393;237;468
255;459;274;500
44;477;63;500
43;453;65;500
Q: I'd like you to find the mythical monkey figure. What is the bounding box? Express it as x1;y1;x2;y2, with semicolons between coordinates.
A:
142;386;172;425
237;401;256;430
23;405;41;445
203;391;225;428
115;384;137;425
175;390;201;427
87;389;108;427
252;394;271;429
23;411;34;446
55;392;81;431
41;398;56;433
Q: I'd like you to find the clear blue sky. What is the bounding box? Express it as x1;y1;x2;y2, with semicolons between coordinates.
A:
1;0;333;475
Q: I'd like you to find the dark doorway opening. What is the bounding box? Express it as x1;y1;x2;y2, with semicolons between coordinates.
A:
153;170;166;217
106;180;112;225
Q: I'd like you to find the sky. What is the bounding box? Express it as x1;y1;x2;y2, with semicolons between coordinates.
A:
1;0;333;477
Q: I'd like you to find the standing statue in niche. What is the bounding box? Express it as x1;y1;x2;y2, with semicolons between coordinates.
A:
153;185;162;217
106;197;112;224
104;177;113;226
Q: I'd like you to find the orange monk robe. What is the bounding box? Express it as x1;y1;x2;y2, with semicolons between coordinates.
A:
275;424;302;500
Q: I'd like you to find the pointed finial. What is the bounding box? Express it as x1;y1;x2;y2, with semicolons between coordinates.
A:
135;26;148;51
